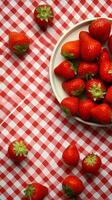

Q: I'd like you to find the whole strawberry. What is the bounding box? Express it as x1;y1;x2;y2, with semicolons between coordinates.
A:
86;79;106;101
62;175;84;198
8;139;28;163
82;153;101;175
60;97;79;116
9;32;30;56
91;103;112;124
89;18;111;43
62;78;85;96
62;141;79;166
78;61;98;80
79;31;101;61
54;60;77;79
105;86;112;104
61;40;80;60
99;48;112;83
23;182;48;200
108;35;112;54
34;4;54;30
79;99;96;121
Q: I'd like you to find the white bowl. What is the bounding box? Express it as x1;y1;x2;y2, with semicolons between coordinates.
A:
49;17;112;127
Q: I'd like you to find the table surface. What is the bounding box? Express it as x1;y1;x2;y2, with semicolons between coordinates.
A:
0;0;112;200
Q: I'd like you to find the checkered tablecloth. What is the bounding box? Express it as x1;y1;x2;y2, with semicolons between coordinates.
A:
0;0;112;199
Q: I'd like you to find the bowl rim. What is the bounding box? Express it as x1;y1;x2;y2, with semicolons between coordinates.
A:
49;17;112;127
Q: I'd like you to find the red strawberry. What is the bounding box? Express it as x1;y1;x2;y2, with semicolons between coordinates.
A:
105;86;112;104
34;4;54;30
60;97;79;116
62;78;85;96
82;153;101;175
89;18;111;43
62;175;84;198
9;32;30;56
99;48;112;83
79;31;101;61
54;60;77;79
8;139;28;163
78;61;98;80
79;99;96;121
62;141;79;166
86;79;106;101
61;40;80;60
91;103;112;124
23;182;48;200
108;35;112;54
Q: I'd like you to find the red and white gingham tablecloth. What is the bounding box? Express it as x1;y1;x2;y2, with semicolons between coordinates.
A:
0;0;112;199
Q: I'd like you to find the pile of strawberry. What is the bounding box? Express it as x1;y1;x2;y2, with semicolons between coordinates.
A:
54;18;112;125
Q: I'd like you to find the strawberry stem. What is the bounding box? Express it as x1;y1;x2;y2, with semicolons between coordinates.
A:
13;140;28;157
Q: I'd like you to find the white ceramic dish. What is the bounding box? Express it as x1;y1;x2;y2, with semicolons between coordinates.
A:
49;17;112;127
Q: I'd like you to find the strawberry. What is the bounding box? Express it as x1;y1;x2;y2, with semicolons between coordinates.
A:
62;78;85;96
61;40;80;60
54;60;77;79
108;35;112;54
34;4;54;30
78;61;98;80
23;182;48;200
82;153;101;175
62;175;84;198
86;79;106;101
91;103;112;124
62;141;79;166
60;97;79;116
89;18;111;43
79;31;101;61
79;99;96;121
99;48;112;83
105;86;112;104
9;32;30;56
8;139;28;163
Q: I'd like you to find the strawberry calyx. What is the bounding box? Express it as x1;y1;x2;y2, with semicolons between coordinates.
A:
14;44;29;55
36;5;53;22
62;51;75;59
85;73;94;80
88;83;106;101
63;185;76;199
71;62;78;75
61;106;71;116
24;184;35;199
84;154;97;166
72;87;84;96
13;140;28;157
